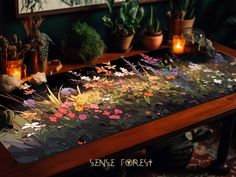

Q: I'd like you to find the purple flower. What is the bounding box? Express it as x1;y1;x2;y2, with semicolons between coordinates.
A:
61;88;77;97
24;99;36;107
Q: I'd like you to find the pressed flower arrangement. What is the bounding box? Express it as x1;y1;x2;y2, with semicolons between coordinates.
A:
0;49;235;163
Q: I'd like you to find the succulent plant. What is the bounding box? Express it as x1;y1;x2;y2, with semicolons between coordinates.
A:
167;0;197;20
21;15;53;62
102;0;144;37
144;6;161;36
0;34;30;61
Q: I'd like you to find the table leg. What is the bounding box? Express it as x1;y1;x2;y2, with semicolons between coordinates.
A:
210;115;235;175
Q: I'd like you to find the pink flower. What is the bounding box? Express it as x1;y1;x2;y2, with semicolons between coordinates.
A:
90;104;99;109
49;116;57;122
94;109;102;113
115;109;122;114
78;114;87;120
55;112;63;118
68;112;75;118
103;111;110;116
58;108;67;114
107;106;111;109
94;115;100;119
109;115;121;120
61;102;73;108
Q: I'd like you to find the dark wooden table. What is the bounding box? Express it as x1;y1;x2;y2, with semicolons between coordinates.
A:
0;43;236;177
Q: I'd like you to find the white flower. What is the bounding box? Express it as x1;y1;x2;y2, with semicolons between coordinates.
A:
203;69;213;72
120;68;135;76
81;76;91;82
27;133;36;137
22;122;46;131
114;72;125;77
215;71;225;76
189;63;202;70
120;67;129;73
213;79;222;84
104;62;116;70
93;76;100;81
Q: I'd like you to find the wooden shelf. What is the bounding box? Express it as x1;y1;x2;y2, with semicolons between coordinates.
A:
48;46;170;75
47;42;235;76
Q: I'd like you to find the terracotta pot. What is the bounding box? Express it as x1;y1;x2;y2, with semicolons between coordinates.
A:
109;34;134;52
62;46;99;64
141;32;163;50
168;17;195;40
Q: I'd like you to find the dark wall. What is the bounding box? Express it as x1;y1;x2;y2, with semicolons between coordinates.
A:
0;0;235;51
195;0;236;49
0;1;168;45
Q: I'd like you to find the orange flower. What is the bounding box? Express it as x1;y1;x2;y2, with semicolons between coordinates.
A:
144;92;153;97
145;111;151;115
165;75;176;80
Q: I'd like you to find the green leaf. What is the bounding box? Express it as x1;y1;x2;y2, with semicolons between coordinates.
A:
106;0;115;14
40;127;49;136
144;96;151;104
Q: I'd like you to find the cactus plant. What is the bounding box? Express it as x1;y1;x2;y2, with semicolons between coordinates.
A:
102;0;144;37
144;6;161;36
168;0;197;20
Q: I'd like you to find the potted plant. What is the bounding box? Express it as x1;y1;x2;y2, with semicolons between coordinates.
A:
167;0;197;40
21;15;53;74
102;0;144;52
0;35;30;79
61;21;106;64
141;6;163;50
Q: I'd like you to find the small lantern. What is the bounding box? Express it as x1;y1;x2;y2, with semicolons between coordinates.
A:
6;59;24;79
172;35;185;55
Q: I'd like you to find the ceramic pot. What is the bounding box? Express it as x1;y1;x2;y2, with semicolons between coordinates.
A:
141;32;163;50
109;34;134;52
168;17;195;41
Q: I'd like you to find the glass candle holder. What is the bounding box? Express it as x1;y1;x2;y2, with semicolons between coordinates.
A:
6;60;23;79
172;35;185;55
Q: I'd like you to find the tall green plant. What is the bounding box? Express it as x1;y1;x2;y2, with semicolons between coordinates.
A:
102;0;144;37
168;0;197;20
144;6;161;35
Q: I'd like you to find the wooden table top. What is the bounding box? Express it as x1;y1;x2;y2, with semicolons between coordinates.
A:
0;43;236;177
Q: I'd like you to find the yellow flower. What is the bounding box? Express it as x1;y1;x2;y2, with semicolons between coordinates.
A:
20;112;37;119
141;82;148;87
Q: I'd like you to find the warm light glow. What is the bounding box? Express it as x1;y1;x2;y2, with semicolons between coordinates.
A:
7;65;22;79
172;35;185;55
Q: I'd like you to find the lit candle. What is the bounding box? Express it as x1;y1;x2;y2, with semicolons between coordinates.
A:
172;35;185;55
7;65;22;79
